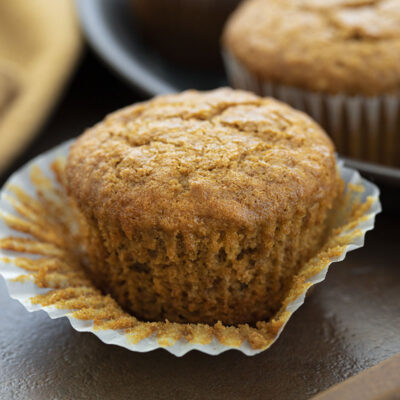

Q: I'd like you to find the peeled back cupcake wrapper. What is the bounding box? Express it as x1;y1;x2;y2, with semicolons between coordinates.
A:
0;140;380;357
223;50;400;166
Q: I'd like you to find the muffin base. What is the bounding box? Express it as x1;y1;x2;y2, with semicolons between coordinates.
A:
81;200;334;326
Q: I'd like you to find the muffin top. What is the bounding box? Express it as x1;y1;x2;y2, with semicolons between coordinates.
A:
66;88;338;235
223;0;400;96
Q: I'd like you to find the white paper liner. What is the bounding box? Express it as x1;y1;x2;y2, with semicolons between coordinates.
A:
223;50;400;166
0;140;381;357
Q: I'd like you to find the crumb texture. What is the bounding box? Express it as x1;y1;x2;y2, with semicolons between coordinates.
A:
65;88;342;325
223;0;400;95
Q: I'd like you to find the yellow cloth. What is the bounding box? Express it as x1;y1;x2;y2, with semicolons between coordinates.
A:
0;0;81;172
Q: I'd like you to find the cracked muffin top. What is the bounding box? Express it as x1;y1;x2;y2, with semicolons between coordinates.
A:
223;0;400;95
66;88;339;235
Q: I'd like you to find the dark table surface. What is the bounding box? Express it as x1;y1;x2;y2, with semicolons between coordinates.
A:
0;50;399;400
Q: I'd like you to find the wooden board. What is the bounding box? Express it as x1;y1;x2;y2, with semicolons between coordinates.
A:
312;355;400;400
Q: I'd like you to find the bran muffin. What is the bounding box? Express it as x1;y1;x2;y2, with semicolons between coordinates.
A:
222;0;400;165
65;88;343;325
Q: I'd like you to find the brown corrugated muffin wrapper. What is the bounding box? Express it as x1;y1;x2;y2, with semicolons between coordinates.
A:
223;51;400;167
0;141;380;356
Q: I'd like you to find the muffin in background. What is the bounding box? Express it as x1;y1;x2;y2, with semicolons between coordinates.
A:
223;0;400;167
65;88;343;326
130;0;241;68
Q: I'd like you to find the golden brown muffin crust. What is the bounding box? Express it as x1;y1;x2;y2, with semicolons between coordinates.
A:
223;0;400;96
66;88;336;235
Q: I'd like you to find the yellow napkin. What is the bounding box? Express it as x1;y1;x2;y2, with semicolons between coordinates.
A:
0;0;81;172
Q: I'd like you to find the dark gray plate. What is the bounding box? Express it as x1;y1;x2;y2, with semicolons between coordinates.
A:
76;0;400;186
76;0;228;96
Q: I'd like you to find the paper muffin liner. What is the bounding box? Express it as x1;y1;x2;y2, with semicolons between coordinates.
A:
0;140;380;357
223;50;400;167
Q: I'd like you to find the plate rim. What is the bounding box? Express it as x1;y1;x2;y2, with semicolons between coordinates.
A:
76;0;175;96
342;157;400;186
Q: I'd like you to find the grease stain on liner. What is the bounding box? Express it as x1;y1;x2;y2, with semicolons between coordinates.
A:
0;140;381;356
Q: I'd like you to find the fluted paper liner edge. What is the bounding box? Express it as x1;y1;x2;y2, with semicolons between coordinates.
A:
0;140;381;356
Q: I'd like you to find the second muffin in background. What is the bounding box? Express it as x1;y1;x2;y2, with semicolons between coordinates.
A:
223;0;400;166
66;88;343;326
